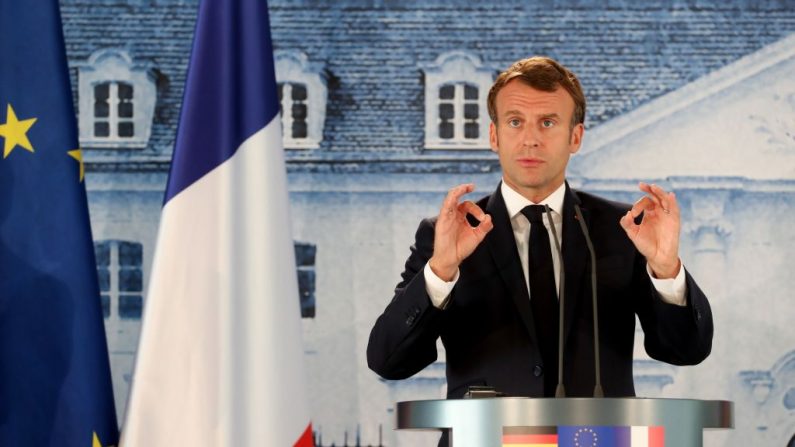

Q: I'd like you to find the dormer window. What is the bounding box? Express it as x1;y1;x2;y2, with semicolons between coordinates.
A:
421;51;493;149
274;51;327;149
78;49;156;149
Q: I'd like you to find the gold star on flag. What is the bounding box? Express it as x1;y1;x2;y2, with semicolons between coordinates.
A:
0;104;37;158
91;431;116;447
68;148;85;182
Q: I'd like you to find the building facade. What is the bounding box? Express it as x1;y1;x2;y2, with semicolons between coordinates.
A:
60;0;795;445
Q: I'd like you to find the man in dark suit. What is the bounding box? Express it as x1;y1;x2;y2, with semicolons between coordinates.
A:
367;57;713;401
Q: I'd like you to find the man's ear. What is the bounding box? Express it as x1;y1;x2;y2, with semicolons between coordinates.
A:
489;121;498;153
569;122;584;154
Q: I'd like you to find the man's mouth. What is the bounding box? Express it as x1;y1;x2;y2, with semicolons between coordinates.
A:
517;157;544;167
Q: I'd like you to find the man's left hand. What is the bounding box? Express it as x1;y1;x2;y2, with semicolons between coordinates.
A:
619;182;681;279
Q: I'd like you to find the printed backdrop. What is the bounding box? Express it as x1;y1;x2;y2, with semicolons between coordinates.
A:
60;0;795;445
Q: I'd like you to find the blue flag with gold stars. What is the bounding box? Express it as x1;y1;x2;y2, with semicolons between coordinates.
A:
0;1;119;446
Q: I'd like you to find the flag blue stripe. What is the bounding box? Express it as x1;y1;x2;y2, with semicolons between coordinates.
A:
164;0;280;204
0;1;118;445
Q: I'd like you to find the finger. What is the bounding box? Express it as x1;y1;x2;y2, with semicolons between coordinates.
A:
638;182;665;210
439;183;475;218
619;210;638;239
619;209;634;230
629;195;654;218
455;202;474;225
458;201;487;221
644;182;681;214
646;183;674;212
446;183;475;204
645;183;681;217
664;191;680;216
473;214;494;239
645;182;669;199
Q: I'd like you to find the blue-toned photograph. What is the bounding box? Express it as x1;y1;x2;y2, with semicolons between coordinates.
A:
1;0;794;446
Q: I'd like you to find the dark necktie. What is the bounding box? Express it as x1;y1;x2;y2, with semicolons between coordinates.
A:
521;205;559;396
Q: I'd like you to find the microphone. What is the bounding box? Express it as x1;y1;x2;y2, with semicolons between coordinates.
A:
573;204;604;398
542;205;566;398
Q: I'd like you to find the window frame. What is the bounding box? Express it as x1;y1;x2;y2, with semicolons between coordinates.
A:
274;51;327;149
95;240;144;321
421;51;493;150
77;49;156;149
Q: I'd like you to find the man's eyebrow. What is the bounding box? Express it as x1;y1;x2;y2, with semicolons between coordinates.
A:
539;113;561;120
500;111;562;119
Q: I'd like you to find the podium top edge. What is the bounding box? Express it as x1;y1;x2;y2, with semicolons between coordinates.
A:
395;397;734;430
397;397;733;404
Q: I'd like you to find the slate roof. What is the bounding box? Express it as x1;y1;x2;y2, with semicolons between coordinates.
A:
59;0;795;172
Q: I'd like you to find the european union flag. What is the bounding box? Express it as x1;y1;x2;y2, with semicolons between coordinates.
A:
0;1;119;446
558;426;625;446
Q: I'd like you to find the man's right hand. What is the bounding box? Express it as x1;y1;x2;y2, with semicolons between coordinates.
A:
428;184;494;281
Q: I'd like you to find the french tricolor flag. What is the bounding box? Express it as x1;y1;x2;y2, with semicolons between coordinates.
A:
120;0;314;446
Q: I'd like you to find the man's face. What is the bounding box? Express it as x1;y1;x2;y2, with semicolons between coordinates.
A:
489;79;584;203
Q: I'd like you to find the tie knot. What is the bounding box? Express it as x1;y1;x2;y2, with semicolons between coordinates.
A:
521;205;548;224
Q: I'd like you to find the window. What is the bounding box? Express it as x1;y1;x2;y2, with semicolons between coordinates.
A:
421;51;493;149
438;83;481;141
93;82;135;139
278;83;309;140
78;49;156;149
95;240;143;320
274;51;327;149
93;239;311;320
295;241;316;318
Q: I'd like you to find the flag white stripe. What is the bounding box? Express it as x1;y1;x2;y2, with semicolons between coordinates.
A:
121;117;311;446
631;426;649;447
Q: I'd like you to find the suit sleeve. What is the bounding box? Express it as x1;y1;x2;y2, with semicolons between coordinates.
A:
635;252;714;365
366;218;448;380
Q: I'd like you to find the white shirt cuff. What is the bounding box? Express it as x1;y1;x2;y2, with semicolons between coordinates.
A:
646;262;687;306
424;262;459;309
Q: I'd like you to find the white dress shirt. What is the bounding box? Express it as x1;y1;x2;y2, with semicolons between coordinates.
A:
424;181;687;308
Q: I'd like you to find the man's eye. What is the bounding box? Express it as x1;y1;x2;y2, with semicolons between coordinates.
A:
542;119;554;128
508;119;521;128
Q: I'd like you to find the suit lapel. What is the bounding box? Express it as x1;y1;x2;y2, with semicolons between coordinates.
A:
484;185;539;346
561;184;589;347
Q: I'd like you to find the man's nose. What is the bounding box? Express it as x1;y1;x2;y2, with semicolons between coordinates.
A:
522;127;541;147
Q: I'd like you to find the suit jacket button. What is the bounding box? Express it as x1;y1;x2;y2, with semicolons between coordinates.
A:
405;316;415;325
533;365;543;377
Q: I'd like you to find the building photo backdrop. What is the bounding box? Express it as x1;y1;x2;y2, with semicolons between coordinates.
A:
56;0;795;445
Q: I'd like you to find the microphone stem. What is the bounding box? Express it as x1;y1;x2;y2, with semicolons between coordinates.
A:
543;205;566;398
574;204;603;398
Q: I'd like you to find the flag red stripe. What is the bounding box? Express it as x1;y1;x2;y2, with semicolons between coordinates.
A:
648;426;664;447
294;422;314;447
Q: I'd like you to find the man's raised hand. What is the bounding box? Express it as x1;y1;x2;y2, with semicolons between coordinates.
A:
619;182;681;279
428;184;494;281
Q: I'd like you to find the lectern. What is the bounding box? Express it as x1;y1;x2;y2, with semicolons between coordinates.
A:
396;398;733;447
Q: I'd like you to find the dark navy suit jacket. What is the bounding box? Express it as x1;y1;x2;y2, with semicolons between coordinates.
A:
367;183;713;399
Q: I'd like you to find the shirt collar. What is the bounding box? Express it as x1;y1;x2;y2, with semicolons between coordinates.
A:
501;180;566;220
